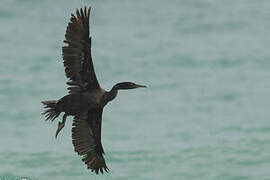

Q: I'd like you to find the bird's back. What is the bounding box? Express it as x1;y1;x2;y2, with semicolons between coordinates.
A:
57;93;89;115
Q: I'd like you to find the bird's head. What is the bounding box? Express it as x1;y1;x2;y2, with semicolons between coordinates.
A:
104;82;146;106
112;82;147;90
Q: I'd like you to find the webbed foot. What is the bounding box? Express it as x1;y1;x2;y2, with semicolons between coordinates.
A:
55;114;67;139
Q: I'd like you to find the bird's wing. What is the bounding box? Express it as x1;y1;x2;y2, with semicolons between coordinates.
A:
62;7;100;94
72;108;109;174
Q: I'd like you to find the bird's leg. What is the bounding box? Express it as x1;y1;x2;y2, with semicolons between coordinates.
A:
55;114;67;139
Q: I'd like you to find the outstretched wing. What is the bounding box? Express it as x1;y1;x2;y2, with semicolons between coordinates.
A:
62;6;100;94
72;109;109;174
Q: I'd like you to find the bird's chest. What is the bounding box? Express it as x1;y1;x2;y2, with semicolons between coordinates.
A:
83;89;105;107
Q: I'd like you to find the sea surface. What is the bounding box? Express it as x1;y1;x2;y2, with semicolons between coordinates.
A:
1;0;270;179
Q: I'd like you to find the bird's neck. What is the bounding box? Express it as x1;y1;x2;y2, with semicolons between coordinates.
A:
102;88;118;106
108;88;118;100
101;83;131;106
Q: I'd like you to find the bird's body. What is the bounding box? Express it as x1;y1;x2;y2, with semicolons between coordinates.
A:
57;93;92;115
41;6;146;174
60;88;105;113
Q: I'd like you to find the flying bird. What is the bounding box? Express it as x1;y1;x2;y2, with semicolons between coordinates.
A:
41;6;146;174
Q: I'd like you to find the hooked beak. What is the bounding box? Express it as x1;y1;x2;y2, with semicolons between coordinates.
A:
135;84;147;88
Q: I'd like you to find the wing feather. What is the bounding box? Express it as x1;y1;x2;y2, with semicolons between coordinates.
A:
72;109;109;174
62;6;100;94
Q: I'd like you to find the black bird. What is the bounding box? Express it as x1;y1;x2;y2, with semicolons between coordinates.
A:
41;7;146;174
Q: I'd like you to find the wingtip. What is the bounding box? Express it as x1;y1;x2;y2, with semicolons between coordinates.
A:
87;7;91;20
93;167;109;175
84;6;87;17
105;166;109;173
76;8;80;18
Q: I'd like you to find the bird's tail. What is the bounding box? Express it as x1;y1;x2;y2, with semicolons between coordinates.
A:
41;100;61;121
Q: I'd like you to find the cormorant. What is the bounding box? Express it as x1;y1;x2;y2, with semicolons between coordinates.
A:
41;6;146;174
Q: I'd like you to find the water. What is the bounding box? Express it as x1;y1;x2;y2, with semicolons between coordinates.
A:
1;0;270;179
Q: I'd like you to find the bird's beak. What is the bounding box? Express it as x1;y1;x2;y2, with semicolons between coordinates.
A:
135;84;147;88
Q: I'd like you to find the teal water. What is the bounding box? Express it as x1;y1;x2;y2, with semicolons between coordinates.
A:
1;0;270;179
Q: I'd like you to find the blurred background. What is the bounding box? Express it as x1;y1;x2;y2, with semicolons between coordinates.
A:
1;0;270;179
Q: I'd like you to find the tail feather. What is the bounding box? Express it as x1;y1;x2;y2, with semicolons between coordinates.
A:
42;100;61;121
